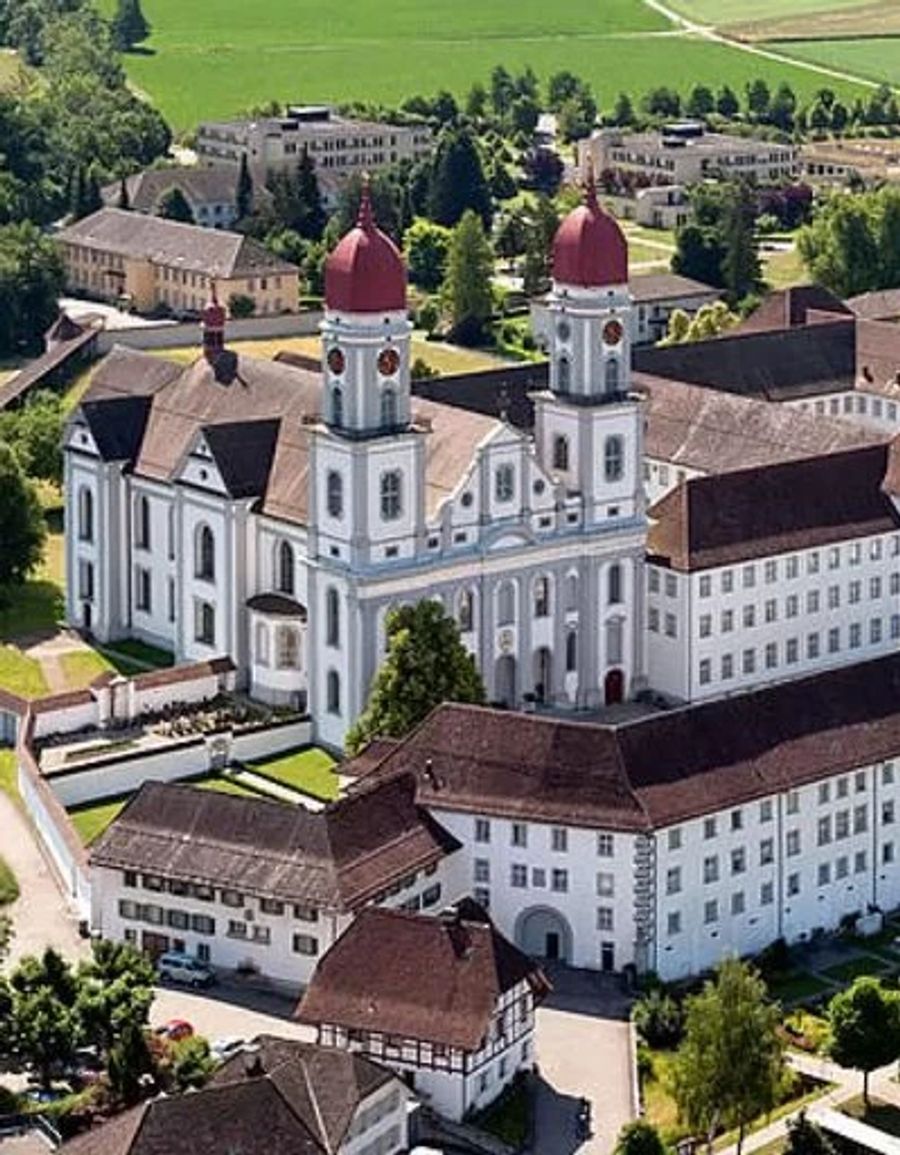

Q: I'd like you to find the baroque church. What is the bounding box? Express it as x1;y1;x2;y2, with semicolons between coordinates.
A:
64;182;646;748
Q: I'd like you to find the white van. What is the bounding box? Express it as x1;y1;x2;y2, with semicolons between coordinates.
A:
157;952;216;988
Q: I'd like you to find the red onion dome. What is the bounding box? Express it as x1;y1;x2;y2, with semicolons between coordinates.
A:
325;182;407;313
202;285;226;328
552;173;628;288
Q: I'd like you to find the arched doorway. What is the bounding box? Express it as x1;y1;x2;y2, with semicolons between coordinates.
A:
515;907;573;963
495;655;517;707
604;667;625;705
533;647;552;704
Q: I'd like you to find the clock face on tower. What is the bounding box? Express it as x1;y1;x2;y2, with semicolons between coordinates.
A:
377;347;400;377
602;319;624;347
327;347;345;375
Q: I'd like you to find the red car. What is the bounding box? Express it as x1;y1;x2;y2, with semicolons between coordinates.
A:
156;1019;194;1042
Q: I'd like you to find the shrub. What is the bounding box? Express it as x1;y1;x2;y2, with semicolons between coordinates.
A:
227;293;256;318
411;357;438;380
633;988;684;1048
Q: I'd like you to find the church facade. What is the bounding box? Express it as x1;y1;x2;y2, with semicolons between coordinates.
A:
64;184;647;748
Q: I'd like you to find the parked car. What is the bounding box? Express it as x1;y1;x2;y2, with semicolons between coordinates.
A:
211;1036;246;1063
155;1019;194;1043
157;952;215;989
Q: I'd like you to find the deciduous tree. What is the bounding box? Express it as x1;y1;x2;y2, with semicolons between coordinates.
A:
827;976;900;1106
615;1120;669;1155
345;599;486;754
404;217;452;292
442;209;494;344
0;441;45;589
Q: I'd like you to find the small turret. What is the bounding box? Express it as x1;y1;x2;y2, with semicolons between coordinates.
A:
201;284;226;363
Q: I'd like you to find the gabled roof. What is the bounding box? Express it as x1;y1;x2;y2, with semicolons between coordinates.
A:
358;655;900;829
647;443;900;571
58;208;297;278
200;419;281;498
90;774;459;911
62;1039;396;1155
634;319;856;401
629;271;718;304
101;167;246;214
297;906;547;1051
636;372;881;475
736;285;850;333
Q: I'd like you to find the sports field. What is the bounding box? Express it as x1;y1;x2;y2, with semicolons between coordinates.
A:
99;0;869;129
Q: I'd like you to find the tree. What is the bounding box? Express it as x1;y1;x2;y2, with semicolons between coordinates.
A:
111;0;150;51
345;599;486;754
294;147;326;240
672;958;783;1155
6;949;81;1089
168;1036;216;1092
784;1111;836;1155
428;127;492;229
661;301;737;344
442;209;495;344
490;65;516;120
75;940;155;1058
827;976;900;1106
235;153;253;222
547;70;582;111
672;223;726;289
522;195;560;297
0;390;65;485
686;85;715;120
117;176;130;210
523;147;564;196
465;82;488;120
644;87;681;119
769;83;797;132
107;1020;154;1105
633;988;684;1047
228;292;255;318
0;442;45;589
721;182;761;303
157;186;194;224
615;1120;669;1155
797;190;885;297
612;92;636;127
404;218;452;292
717;85;740;119
746;79;771;122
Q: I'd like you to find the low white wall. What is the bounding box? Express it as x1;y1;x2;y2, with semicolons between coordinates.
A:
20;759;90;919
95;311;323;354
232;719;312;762
33;700;97;740
51;737;209;808
132;673;224;716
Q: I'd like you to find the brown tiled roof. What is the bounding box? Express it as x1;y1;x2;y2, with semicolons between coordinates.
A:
737;285;849;333
855;318;900;398
629;271;718;304
79;346;502;526
363;656;900;828
847;289;900;322
63;1039;394;1155
58;208;297;278
89;774;459;910
210;1035;395;1151
30;689;94;715
633;319;856;401
636;372;881;475
246;593;308;618
297;907;547;1050
131;657;234;692
647;443;900;571
101;167;250;216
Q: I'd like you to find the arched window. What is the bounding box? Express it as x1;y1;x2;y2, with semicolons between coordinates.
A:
565;573;579;613
326;471;343;519
276;626;299;668
458;589;474;633
381;387;398;428
605;358;620;395
553;435;569;472
277;540;295;595
607;618;624;665
255;621;269;666
604;435;624;482
195;600;215;646
326;587;340;647
78;487;93;542
326;670;341;715
566;629;578;673
195;524;215;581
380;470;402;521
533;576;550;618
135;495;151;549
557;356;571;393
497;581;515;626
331;386;343;428
608;563;623;605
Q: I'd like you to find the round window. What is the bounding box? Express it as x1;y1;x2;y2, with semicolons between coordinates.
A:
603;318;624;347
461;491;474;508
378;347;400;377
533;479;546;495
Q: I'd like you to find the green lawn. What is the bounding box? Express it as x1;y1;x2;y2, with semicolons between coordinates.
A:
822;954;889;984
0;645;49;699
628;241;673;267
763;247;808;292
666;0;875;26
769;35;900;87
98;639;175;670
247;747;340;801
68;797;129;845
0;856;19;906
59;651;116;690
0;749;19;805
767;972;833;1006
191;773;260;798
99;0;865;128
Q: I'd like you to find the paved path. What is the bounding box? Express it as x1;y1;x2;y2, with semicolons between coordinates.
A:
532;972;635;1155
641;0;885;92
0;787;86;967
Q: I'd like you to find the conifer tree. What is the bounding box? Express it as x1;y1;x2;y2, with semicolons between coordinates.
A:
112;0;150;51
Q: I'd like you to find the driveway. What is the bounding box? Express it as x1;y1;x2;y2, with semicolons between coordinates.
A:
151;978;314;1047
1;788;86;967
532;969;636;1155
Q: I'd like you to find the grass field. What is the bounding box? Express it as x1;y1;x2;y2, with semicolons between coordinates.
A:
667;0;877;27
769;36;900;87
99;0;867;129
733;2;900;40
247;746;340;801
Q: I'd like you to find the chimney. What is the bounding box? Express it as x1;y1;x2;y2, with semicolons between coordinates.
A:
201;283;227;364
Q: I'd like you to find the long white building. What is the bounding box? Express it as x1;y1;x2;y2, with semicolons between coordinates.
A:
356;654;900;981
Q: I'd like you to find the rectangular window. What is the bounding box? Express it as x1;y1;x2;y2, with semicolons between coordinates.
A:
828;627;840;654
664;613;677;639
665;573;677;598
764;560;777;583
293;904;318;922
742;648;755;675
786;638;799;664
699;659;711;685
596;872;615;897
721;570;734;594
135;567;152;613
703;855;719;884
221;889;244;908
855;850;867;874
531;868;545;888
704;817;717;840
807;633;820;660
293;934;318;956
721;609;734;633
759;799;773;823
511;822;527;848
787;791;799;815
511;864;528;888
667;911;681;936
474;859;490;884
227;919;247;939
596;907;614;931
760;880;774;906
191;914;215;935
551;869;568;893
828;585;840;610
786;595;799;619
807;590;820;614
764;599;777;624
731;847;746;875
699;575;711;598
786;830;801;856
699;614;712;638
817;816;832;846
760;838;774;866
649;570;661;594
818;862;831;887
260;898;284;915
597;833;614;857
854;805;868;834
551;827;568;853
495;464;515;503
666;866;682;895
743;605;755;629
787;873;800;897
704;899;718;924
742;564;756;589
836;856;849;880
721;653;734;680
850;623;862;648
731;891;745;916
835;810;850;839
475;818;490;843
